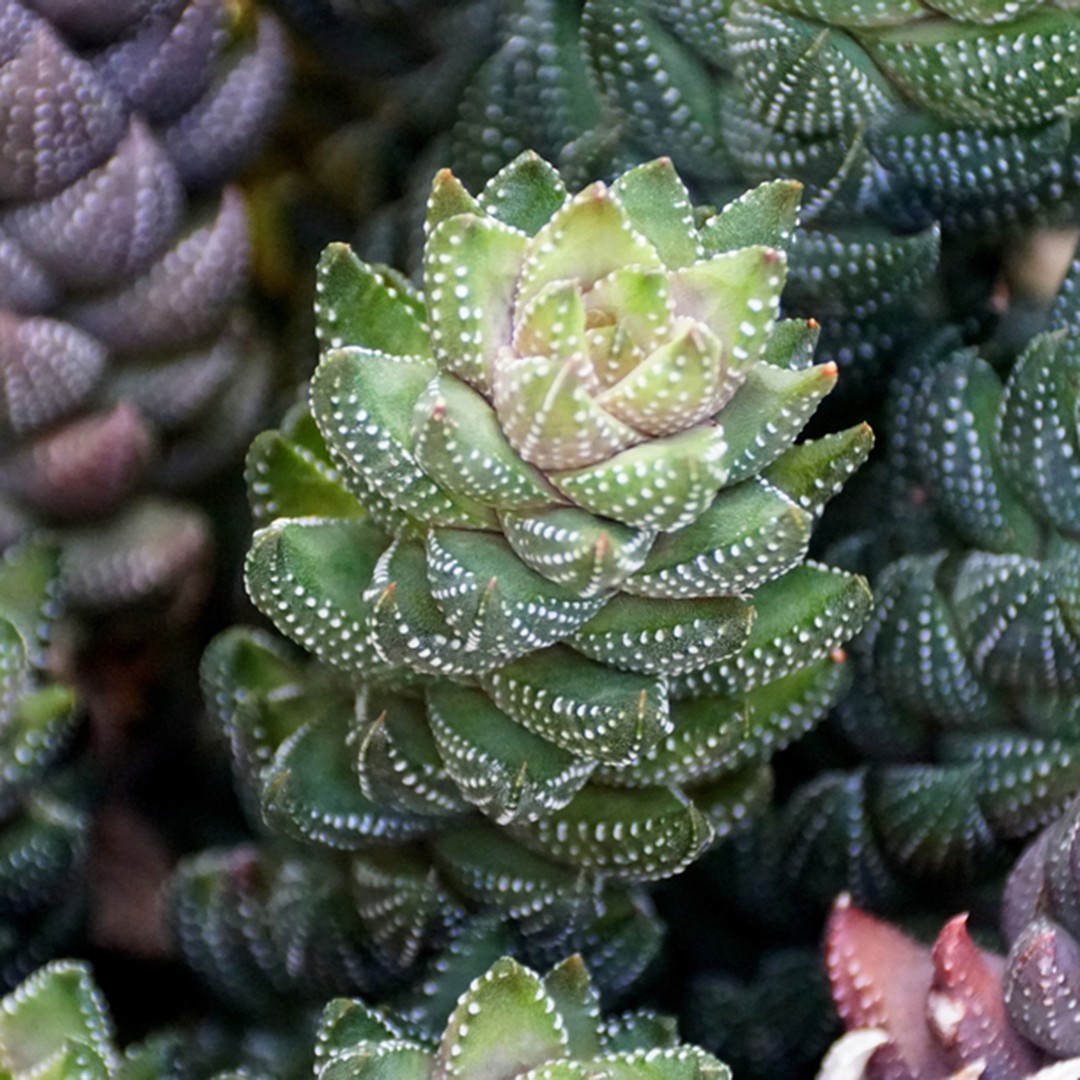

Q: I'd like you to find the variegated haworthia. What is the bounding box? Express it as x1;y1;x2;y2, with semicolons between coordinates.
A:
0;0;286;613
239;151;871;893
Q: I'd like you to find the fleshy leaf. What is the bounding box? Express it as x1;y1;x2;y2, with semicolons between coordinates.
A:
315;244;432;359
426;683;595;823
480;646;671;765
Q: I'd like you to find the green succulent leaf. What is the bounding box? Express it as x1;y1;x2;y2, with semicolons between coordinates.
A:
0;961;114;1077
610;158;704;269
262;706;433;849
625;477;812;599
870;763;994;877
727;1;900;137
355;690;472;821
246;426;365;525
510;783;714;880
600;654;848;787
425;529;607;660
714;361;838;485
944;733;1080;837
425;214;527;396
669;246;785;368
582;0;727;177
480;646;671;765
551;423;729;531
320;1041;434;1080
412;374;557;512
437;957;569;1080
542;956;604;1060
432;828;600;935
479;153;570;237
700;180;803;256
763;423;874;517
997;329;1080;538
567;594;753;676
365;537;504;679
675;563;872;696
500;506;657;597
858;11;1080;128
246;517;390;679
761;318;821;370
426;683;596;823
351;848;464;970
517;182;663;311
315;244;432;360
312;348;497;529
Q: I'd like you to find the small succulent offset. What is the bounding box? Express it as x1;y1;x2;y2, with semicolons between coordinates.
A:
715;251;1080;915
240;152;872;881
0;0;286;613
0;543;87;990
818;895;1080;1080
313;953;730;1080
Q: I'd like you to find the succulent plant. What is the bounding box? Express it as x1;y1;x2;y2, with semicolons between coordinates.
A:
241;152;871;877
818;894;1079;1080
707;247;1080;918
0;0;286;614
313;952;731;1080
0;542;89;990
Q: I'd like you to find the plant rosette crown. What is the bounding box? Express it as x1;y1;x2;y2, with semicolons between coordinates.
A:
241;151;872;890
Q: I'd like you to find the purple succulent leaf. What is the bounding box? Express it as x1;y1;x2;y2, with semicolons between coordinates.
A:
1004;915;1080;1058
23;0;154;43
3;118;184;289
1002;826;1054;947
0;9;126;201
92;0;225;124
1044;806;1080;947
162;12;288;190
0;403;154;520
105;318;240;431
0;2;37;65
0;231;57;312
0;313;106;437
67;186;249;354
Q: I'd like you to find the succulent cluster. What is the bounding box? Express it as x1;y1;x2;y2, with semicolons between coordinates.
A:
0;0;286;612
0;950;730;1080
698;250;1080;922
311;953;729;1080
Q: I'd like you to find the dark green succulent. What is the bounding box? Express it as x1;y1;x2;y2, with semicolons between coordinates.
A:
0;0;286;614
725;250;1080;915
